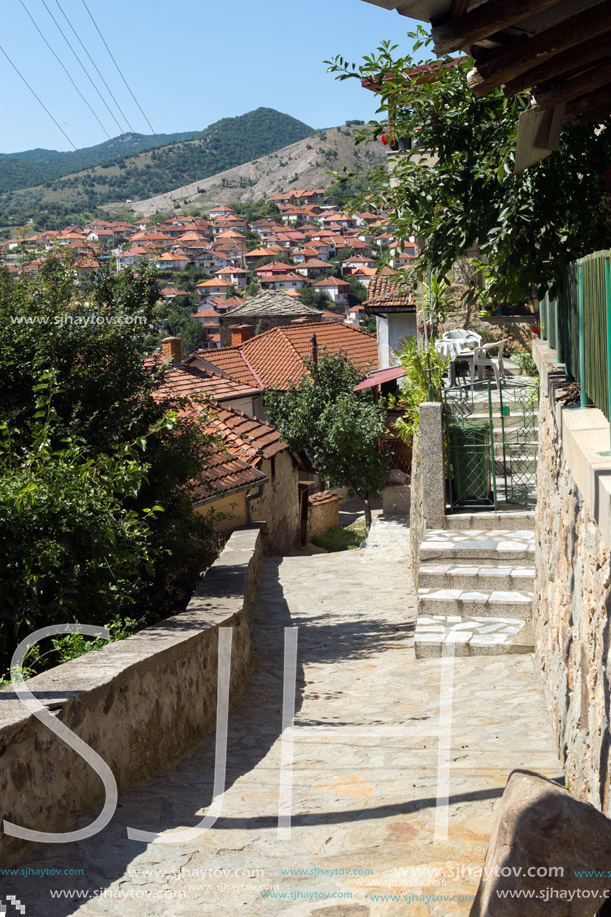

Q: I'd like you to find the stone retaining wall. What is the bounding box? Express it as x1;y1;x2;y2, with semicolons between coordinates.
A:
0;525;263;863
533;341;611;814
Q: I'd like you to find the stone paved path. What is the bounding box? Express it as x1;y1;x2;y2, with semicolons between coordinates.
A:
3;516;562;917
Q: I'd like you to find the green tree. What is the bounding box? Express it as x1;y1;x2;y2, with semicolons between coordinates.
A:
0;256;218;673
298;286;334;310
266;352;388;531
328;33;611;302
347;276;367;307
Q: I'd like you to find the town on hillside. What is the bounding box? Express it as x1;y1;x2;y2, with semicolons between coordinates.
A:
0;188;416;350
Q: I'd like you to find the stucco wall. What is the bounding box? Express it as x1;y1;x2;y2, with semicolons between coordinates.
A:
196;491;249;533
0;526;263;864
248;451;300;554
534;341;611;814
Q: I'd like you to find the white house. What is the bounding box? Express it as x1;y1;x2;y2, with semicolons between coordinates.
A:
364;274;417;370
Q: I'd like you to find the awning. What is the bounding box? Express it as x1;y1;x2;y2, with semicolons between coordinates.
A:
354;366;407;391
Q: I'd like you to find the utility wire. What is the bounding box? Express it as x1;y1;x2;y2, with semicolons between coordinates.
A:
0;41;86;162
53;0;135;136
80;0;158;137
80;0;193;216
18;0;113;142
39;0;127;140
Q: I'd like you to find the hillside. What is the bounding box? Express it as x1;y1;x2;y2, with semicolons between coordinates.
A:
0;109;314;229
0;131;198;194
119;125;385;217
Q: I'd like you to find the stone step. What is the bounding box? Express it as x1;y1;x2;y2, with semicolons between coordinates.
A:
414;615;534;658
419;560;535;590
420;529;535;562
444;511;535;531
418;586;532;618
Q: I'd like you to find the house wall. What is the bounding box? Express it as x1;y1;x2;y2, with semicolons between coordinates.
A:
0;526;263;865
376;313;417;369
248;451;300;554
196;491;249;532
533;340;611;814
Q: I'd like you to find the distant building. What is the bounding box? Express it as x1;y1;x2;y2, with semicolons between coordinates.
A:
217;290;321;347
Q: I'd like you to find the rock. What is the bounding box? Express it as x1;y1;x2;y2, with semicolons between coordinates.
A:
470;770;611;916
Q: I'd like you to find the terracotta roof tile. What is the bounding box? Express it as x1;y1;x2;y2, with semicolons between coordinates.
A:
366;274;416;313
191;321;377;390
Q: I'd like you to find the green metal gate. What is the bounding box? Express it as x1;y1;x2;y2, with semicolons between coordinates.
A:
498;379;539;505
443;378;539;511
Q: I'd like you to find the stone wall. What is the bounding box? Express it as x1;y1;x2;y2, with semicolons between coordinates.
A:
307;491;341;541
534;341;611;814
248;451;300;554
410;428;424;589
0;526;263;864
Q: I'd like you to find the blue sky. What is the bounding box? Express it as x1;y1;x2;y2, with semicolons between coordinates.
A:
0;0;420;154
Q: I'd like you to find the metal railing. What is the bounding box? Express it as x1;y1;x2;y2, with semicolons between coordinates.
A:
540;250;611;425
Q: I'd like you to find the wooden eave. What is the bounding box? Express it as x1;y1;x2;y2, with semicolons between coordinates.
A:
361;0;611;123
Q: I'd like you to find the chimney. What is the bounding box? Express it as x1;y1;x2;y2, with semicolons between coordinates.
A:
231;324;253;347
161;336;182;362
311;333;318;366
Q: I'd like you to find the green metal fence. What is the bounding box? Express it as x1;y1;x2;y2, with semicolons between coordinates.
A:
540;250;611;423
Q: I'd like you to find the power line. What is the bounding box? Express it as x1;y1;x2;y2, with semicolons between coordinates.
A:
18;0;113;142
39;0;126;140
80;0;193;216
0;41;85;162
53;0;135;136
80;0;158;137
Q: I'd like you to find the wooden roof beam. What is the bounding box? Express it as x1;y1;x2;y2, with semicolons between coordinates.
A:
564;82;611;120
432;0;563;56
468;1;611;96
531;58;611;110
503;29;611;96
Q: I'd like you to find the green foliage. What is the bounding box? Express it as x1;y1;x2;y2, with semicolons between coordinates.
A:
228;199;282;223
298;286;334;309
347;276;367;307
0;256;218;673
327;34;611;301
393;338;447;445
512;350;538;377
265;352;388;529
311;522;366;551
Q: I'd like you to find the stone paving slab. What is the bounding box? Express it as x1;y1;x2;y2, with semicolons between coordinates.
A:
415;615;534;658
2;516;560;917
418;586;532;618
419;562;535;591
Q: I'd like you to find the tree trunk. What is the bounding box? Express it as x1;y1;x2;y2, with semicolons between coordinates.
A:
362;497;372;533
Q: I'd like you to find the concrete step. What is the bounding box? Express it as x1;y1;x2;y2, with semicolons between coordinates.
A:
414;615;534;657
418;586;532;618
420;529;535;562
444;511;535;531
419;560;535;591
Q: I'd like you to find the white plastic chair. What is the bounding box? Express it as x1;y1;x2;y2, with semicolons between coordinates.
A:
468;339;508;390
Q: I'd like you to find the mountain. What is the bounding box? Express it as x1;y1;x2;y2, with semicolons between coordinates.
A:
0;131;199;194
0;109;315;229
120;125;385;217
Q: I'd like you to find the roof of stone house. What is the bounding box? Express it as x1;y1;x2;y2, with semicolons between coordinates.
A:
189;320;378;390
150;360;262;401
191;447;266;504
206;405;289;467
221;290;319;318
365;274;416;314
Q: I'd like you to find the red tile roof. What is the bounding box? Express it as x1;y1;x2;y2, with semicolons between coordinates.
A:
152;361;261;402
190;321;377;389
366;274;416;313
